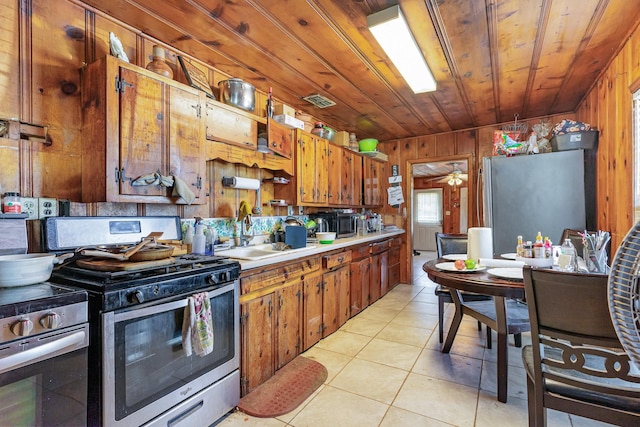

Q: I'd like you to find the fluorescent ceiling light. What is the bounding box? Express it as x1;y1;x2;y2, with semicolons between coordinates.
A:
367;5;436;93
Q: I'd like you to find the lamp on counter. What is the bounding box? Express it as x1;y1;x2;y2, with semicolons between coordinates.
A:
367;5;436;93
222;176;261;190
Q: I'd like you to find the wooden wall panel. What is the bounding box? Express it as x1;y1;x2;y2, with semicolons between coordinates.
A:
0;0;19;120
575;23;640;251
30;0;84;128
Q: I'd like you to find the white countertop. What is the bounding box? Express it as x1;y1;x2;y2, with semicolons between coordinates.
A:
220;229;405;271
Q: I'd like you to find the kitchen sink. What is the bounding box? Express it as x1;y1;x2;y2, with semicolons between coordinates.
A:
218;244;316;260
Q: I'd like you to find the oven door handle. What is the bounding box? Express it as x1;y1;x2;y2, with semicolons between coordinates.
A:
0;329;87;375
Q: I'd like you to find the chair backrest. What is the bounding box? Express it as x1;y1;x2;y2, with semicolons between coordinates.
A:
522;266;640;393
435;233;468;258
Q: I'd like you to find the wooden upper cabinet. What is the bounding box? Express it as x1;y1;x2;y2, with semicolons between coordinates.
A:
363;157;386;207
342;149;362;206
205;100;257;150
296;130;328;205
266;119;293;159
327;143;342;204
81;55;205;204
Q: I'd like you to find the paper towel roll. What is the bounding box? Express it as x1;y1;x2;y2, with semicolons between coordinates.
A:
222;176;260;190
468;227;493;261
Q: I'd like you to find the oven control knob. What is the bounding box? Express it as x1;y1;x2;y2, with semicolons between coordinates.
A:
40;312;60;329
208;271;228;285
11;319;34;337
128;290;145;304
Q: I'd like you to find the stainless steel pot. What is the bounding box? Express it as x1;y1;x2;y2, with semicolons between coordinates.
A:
218;78;255;112
0;253;71;287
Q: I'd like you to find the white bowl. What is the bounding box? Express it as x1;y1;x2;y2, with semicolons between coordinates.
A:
316;232;336;244
515;256;553;268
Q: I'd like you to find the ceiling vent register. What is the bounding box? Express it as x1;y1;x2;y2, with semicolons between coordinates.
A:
302;94;336;109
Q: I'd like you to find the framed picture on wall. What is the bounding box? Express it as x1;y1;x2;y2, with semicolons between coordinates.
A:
178;56;215;99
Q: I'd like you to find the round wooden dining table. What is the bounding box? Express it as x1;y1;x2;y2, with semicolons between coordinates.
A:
423;259;530;403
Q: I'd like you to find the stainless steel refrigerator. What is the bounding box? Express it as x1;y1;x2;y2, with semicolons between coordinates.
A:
482;150;595;255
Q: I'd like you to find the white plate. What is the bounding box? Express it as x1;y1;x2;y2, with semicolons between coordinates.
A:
442;254;467;261
501;253;517;260
487;267;523;280
435;262;486;273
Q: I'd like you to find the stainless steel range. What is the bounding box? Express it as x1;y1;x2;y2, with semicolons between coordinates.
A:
44;216;241;427
0;214;89;426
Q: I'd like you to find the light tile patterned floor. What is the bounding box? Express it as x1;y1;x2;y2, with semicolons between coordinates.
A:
217;252;611;427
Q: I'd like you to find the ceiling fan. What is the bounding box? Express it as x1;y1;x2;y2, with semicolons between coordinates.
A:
432;162;469;185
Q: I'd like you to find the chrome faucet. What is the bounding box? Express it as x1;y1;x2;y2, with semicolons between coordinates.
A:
239;217;254;246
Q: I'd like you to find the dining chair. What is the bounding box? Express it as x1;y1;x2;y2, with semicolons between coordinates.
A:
521;266;640;426
434;232;491;344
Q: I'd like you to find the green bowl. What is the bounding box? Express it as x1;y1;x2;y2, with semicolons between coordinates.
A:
319;240;334;244
358;138;378;152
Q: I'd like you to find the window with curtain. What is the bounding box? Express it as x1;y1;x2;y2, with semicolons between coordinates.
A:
634;89;640;223
415;189;442;224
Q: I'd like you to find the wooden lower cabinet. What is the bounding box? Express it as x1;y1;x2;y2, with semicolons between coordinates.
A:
240;280;302;396
239;258;317;396
240;236;398;394
349;244;371;316
240;293;275;396
388;237;402;289
302;271;324;349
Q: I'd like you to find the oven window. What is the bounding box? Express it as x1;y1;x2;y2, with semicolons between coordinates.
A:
114;288;235;419
0;349;88;426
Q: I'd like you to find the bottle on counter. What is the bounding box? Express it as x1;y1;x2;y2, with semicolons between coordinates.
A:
516;235;524;257
266;86;274;118
533;231;545;258
543;236;552;258
183;223;194;253
523;241;533;258
192;222;206;255
561;238;577;271
205;226;217;256
3;192;21;214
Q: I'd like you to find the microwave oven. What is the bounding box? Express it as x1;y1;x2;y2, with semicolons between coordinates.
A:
311;212;357;238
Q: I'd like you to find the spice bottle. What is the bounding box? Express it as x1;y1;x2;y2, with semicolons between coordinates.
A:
516;235;524;258
3;192;21;214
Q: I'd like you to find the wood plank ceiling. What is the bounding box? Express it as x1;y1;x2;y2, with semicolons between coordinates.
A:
80;0;640;142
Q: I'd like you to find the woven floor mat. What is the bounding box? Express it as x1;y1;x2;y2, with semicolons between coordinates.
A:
238;356;328;418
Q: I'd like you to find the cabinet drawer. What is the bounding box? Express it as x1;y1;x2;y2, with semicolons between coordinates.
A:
351;244;371;260
240;257;320;294
370;239;391;254
205;101;257;149
322;250;352;270
391;237;403;247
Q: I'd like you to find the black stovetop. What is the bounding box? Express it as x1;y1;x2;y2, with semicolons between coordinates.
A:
0;282;88;318
49;254;240;311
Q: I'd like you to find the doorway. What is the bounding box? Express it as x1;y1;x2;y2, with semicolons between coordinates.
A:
409;155;473;261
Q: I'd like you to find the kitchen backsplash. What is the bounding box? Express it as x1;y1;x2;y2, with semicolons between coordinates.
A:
181;215;309;242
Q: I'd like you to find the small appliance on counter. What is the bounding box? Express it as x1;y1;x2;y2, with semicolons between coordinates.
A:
310;212;357;238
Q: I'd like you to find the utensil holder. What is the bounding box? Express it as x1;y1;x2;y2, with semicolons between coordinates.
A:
583;247;609;273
